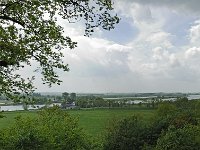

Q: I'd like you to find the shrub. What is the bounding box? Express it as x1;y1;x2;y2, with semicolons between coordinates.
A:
103;101;200;150
0;112;5;118
0;106;92;150
155;125;200;150
103;115;149;150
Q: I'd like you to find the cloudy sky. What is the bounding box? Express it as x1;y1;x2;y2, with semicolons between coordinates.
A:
32;0;200;93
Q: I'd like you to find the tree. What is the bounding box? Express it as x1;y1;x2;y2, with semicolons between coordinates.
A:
70;92;76;102
62;92;69;100
0;0;119;99
61;92;69;108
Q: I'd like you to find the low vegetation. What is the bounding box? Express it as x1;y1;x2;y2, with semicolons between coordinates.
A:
0;106;93;150
103;99;200;150
0;108;154;136
0;98;199;149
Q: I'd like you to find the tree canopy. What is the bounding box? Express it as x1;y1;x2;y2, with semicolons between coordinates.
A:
0;0;119;99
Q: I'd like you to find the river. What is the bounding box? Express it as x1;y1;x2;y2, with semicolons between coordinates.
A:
1;95;200;111
0;103;61;111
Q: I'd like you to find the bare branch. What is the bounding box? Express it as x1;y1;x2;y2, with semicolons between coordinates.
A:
0;15;25;27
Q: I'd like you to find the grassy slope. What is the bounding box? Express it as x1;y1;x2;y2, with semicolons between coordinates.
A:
0;111;37;129
0;108;155;136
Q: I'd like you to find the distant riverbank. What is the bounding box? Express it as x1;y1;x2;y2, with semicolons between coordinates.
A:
1;94;200;112
0;103;61;112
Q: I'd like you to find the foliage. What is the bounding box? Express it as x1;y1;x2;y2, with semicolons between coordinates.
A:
62;92;69;99
155;102;177;117
61;92;76;108
0;108;154;137
174;97;190;109
103;115;149;150
155;101;198;128
0;112;4;118
76;96;109;108
70;92;76;101
147;102;198;147
155;125;200;150
194;100;200;117
0;106;92;149
1;99;199;149
0;0;119;98
103;100;200;150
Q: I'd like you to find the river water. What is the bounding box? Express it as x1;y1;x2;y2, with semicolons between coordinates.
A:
0;103;61;111
1;95;200;111
187;95;200;100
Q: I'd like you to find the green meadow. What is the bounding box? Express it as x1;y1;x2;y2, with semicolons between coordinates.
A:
0;108;155;136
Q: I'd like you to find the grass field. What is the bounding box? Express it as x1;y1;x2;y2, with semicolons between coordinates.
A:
0;108;155;136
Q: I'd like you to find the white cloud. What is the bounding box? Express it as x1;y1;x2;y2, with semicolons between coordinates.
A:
152;47;164;60
169;54;180;67
185;47;200;59
130;3;153;23
62;36;132;77
146;32;173;48
115;1;174;50
152;47;169;60
53;1;200;92
19;0;200;92
189;21;200;44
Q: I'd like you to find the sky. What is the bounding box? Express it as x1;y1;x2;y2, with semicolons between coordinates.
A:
28;0;200;93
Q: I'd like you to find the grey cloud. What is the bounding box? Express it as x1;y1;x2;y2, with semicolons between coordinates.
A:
118;0;200;14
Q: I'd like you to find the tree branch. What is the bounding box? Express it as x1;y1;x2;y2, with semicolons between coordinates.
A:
0;15;25;27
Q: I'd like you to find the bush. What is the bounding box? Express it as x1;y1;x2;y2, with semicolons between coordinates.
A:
0;106;92;150
103;115;149;150
103;102;200;150
156;102;177;117
0;112;5;118
155;125;200;150
148;102;198;147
